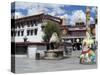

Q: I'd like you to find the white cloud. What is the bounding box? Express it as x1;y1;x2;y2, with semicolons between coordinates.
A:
51;5;65;15
11;12;24;19
13;2;95;24
91;7;97;13
69;10;86;25
27;3;65;16
15;2;65;16
28;6;43;16
15;2;44;16
90;17;95;24
48;11;56;16
59;14;70;25
15;2;35;9
69;10;95;25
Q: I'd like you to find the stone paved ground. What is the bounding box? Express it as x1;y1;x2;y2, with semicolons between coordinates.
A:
13;51;97;74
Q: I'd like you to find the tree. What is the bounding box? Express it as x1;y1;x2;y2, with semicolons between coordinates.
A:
43;21;61;42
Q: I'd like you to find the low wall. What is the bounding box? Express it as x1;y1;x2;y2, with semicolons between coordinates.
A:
28;45;46;59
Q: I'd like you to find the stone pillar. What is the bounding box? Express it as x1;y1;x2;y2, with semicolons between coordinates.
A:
27;45;37;59
86;6;90;30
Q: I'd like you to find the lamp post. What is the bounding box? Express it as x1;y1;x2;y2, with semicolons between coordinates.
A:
24;36;27;42
23;36;28;54
86;6;90;33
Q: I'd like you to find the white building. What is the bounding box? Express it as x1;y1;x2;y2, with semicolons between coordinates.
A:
11;13;62;59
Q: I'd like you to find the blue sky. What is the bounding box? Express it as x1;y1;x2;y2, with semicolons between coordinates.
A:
11;2;97;25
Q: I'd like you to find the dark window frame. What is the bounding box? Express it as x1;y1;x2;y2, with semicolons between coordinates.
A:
31;30;33;35
27;30;30;36
18;31;20;36
21;30;24;36
34;29;38;35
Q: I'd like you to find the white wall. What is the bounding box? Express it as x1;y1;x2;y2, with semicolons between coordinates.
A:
27;45;37;59
27;45;46;59
15;23;45;42
37;45;46;58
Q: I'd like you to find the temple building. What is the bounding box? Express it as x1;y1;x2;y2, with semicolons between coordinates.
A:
11;12;96;58
61;18;96;50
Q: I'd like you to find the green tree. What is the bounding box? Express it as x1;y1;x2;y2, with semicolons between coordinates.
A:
43;21;61;42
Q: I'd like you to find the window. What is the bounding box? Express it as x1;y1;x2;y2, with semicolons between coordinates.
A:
28;25;30;27
18;31;20;36
27;29;35;36
22;25;24;28
31;24;33;27
21;31;24;36
31;30;33;35
21;22;24;28
34;29;38;35
30;21;34;27
27;30;30;36
34;20;37;26
27;22;30;27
